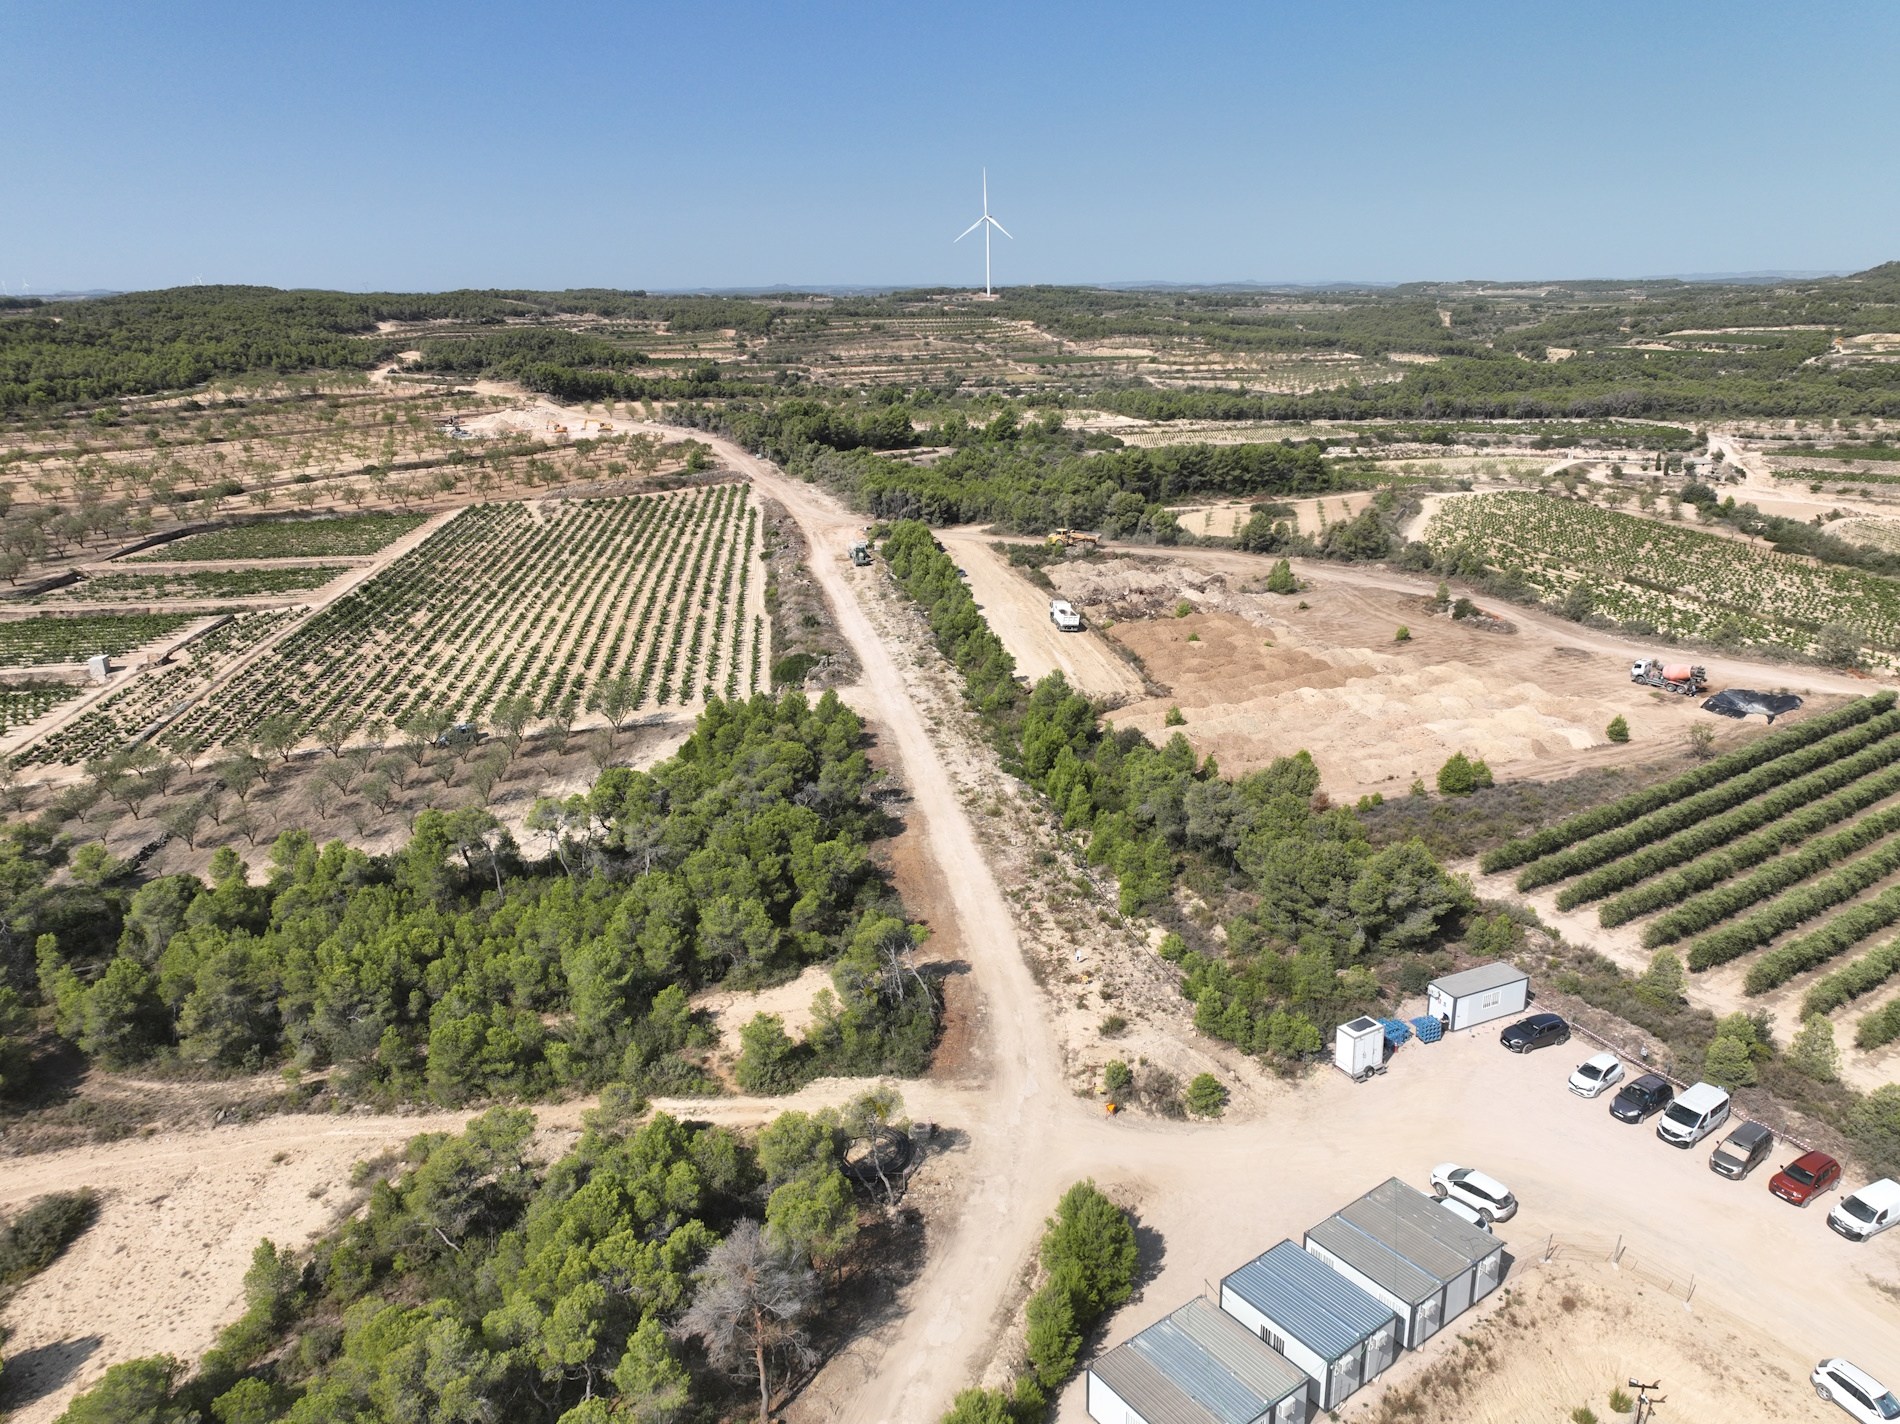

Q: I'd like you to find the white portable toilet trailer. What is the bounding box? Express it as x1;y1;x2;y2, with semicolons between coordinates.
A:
86;653;112;684
1425;962;1530;1032
1220;1241;1399;1412
1334;1016;1384;1078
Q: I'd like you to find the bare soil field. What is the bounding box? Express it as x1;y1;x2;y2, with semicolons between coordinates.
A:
1021;553;1729;799
1168;491;1374;539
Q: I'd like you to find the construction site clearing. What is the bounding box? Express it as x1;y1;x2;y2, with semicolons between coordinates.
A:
993;549;1842;801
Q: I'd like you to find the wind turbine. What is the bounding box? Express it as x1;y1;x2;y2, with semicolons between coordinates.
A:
954;169;1012;297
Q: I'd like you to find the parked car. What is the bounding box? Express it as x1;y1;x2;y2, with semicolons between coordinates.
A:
1567;1052;1624;1098
1829;1179;1900;1242
1429;1164;1518;1223
1710;1122;1775;1180
1657;1081;1731;1148
1811;1358;1900;1422
1771;1150;1843;1207
1434;1195;1493;1234
1500;1013;1569;1053
1609;1073;1673;1124
434;721;482;748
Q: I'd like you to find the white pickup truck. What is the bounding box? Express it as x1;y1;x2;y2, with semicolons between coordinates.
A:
1049;599;1083;632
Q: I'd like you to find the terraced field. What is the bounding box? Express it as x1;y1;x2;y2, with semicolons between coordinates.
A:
1426;491;1900;665
1485;694;1900;1053
131;513;425;560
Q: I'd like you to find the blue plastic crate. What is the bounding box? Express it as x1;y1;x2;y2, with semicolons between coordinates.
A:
1411;1015;1444;1043
1378;1017;1413;1047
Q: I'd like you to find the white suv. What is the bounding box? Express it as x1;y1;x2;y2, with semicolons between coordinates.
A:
1812;1358;1900;1422
1429;1164;1517;1223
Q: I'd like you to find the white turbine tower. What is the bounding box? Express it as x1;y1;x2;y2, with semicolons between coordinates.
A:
954;169;1012;297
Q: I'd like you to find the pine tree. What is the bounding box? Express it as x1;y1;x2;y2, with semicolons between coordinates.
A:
1790;1013;1840;1083
1638;949;1685;1005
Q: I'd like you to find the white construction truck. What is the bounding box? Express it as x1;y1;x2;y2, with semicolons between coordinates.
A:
1049;599;1083;632
1630;658;1707;695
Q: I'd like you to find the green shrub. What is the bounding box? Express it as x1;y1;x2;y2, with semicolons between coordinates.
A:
1394;625;1411;642
734;1013;812;1094
0;1189;98;1286
1185;1073;1228;1117
771;651;820;687
1606;715;1630;743
1609;1386;1634;1414
1164;705;1185;727
1097;1014;1128;1038
1103;1060;1133;1095
1437;752;1493;796
1265;559;1298;594
1703;1035;1757;1088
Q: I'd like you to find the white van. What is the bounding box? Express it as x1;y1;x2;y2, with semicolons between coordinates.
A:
1657;1081;1731;1147
1829;1179;1900;1242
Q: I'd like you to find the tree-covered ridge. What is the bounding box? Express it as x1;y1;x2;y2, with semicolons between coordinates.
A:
7;689;938;1106
0;286;781;412
684;398;1341;533
54;1090;903;1424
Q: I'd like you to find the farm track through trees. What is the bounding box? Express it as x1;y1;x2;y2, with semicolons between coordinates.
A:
153;484;763;752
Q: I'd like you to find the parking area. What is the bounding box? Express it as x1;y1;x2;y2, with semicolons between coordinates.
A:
1061;1022;1900;1423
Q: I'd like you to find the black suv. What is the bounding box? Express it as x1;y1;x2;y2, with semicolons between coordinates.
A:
1499;1013;1569;1053
1610;1073;1674;1123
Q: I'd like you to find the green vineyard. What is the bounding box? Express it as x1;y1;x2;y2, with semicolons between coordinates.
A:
1486;693;1900;1049
1426;491;1900;663
155;484;765;751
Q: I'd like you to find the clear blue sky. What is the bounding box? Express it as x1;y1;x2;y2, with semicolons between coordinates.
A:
5;1;1895;293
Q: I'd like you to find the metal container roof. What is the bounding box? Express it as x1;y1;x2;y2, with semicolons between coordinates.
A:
1427;961;1528;999
1358;1178;1501;1267
1305;1217;1442;1306
1091;1298;1305;1424
1221;1240;1397;1363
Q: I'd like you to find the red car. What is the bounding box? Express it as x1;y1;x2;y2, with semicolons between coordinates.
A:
1770;1150;1842;1207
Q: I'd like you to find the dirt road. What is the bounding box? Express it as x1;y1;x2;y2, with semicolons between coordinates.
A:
936;530;1144;701
671;431;1900;1424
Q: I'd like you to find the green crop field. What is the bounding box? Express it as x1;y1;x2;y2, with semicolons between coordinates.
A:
1427;491;1900;662
156;484;765;753
0;681;78;735
38;566;350;603
1486;695;1900;1050
0;612;200;666
128;513;426;561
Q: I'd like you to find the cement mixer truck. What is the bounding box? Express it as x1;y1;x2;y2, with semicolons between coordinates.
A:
1630;658;1707;695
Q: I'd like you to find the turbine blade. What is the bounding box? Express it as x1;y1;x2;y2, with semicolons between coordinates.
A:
988;217;1013;239
955;217;985;242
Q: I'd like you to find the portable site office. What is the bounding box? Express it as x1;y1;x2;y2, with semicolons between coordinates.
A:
1219;1241;1399;1412
1304;1178;1505;1349
1425;961;1529;1031
1085;1297;1309;1424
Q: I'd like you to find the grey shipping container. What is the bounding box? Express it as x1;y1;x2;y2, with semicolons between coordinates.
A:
1220;1241;1398;1411
1087;1297;1308;1424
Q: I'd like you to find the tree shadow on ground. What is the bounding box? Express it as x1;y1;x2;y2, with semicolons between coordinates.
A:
0;1334;102;1409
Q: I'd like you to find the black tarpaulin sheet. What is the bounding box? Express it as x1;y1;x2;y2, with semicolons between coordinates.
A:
1702;689;1805;721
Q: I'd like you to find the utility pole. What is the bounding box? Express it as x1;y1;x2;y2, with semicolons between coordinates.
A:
1629;1378;1666;1424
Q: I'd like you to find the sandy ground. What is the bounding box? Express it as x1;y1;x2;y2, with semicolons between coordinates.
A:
939;533;1144;700
1168;491;1375;540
